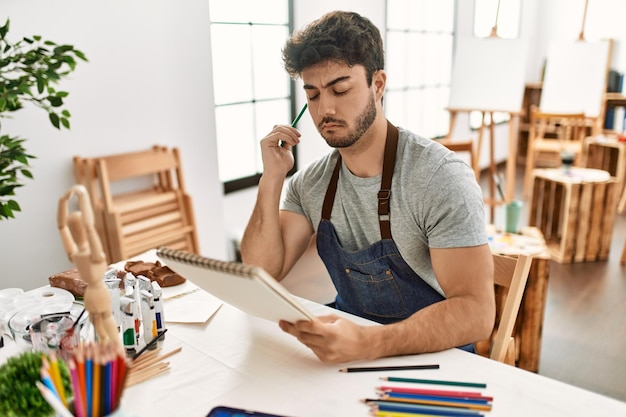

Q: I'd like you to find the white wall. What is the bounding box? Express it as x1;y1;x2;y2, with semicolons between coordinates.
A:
1;0;226;290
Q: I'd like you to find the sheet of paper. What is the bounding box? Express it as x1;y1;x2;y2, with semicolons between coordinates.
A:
164;288;223;324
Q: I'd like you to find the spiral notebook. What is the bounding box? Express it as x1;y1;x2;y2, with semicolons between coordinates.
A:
156;247;315;323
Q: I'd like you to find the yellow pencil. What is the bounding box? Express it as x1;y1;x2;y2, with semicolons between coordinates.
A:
371;411;434;417
48;352;68;407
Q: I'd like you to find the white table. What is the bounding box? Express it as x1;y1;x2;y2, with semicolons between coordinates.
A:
2;295;626;417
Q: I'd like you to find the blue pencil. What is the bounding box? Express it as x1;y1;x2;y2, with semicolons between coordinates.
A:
371;401;483;416
40;368;60;399
86;353;93;417
384;392;491;405
104;360;112;415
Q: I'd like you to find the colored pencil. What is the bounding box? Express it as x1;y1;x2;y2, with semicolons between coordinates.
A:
369;401;483;416
291;103;308;127
68;360;86;417
36;381;74;417
370;409;479;417
115;353;128;411
382;392;490;404
92;348;101;417
381;377;487;389
377;386;492;401
104;358;112;415
39;367;60;400
370;410;467;417
341;364;440;373
86;345;93;417
373;395;492;412
48;352;68;407
75;344;88;416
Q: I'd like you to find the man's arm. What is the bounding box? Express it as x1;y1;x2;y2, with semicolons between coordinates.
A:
240;194;313;280
240;124;314;280
279;244;495;363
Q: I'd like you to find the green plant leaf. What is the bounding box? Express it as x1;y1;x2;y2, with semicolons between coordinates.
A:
0;22;87;219
48;112;60;128
0;203;15;218
48;96;63;107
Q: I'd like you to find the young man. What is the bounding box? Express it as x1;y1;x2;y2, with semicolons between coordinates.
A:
240;11;494;364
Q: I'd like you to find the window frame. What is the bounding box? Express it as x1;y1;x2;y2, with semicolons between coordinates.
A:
383;0;455;140
211;0;297;194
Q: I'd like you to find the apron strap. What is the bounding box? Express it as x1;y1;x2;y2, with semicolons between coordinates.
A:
378;121;399;239
321;120;400;240
321;153;342;220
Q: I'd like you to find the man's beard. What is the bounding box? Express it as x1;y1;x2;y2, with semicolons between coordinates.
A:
319;92;377;148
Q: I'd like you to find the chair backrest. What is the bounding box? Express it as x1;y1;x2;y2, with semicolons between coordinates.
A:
530;105;587;146
523;106;589;198
437;139;478;180
95;146;186;209
73;146;198;263
489;253;533;365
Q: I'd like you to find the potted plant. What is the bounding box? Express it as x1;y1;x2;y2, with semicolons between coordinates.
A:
0;351;71;417
0;18;87;220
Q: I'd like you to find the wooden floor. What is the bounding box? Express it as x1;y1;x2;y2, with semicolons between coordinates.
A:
481;164;626;402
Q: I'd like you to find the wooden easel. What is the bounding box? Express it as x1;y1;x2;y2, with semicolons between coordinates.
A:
445;108;519;221
446;3;520;222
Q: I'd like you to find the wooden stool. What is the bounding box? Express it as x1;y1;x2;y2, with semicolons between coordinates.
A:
529;168;617;263
583;135;626;212
483;225;551;373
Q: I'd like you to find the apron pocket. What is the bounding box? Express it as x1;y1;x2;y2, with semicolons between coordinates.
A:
345;268;408;319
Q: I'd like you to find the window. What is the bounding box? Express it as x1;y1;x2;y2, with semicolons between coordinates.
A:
209;0;294;193
384;0;455;139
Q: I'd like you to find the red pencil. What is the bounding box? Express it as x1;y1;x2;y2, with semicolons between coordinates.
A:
377;385;493;401
75;344;87;416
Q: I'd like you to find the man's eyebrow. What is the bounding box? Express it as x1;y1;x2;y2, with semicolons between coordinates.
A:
303;75;351;90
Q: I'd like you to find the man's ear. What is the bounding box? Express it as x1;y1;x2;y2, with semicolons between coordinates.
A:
373;70;386;100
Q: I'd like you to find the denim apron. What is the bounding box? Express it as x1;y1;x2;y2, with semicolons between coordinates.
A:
316;121;474;352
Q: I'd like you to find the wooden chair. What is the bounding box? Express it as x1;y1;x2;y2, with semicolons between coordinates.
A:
437;139;478;180
476;253;534;366
73;146;199;263
523;106;588;198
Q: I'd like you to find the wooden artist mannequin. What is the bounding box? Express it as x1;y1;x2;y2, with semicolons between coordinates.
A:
57;185;123;354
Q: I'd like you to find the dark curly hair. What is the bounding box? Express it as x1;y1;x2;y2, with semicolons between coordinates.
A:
282;11;384;86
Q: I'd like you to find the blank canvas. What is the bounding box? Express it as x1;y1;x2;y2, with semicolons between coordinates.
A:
540;39;611;118
448;37;528;113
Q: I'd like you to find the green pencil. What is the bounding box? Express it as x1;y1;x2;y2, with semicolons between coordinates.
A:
291;103;308;127
380;376;487;389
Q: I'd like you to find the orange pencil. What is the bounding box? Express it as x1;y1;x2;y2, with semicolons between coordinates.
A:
92;346;101;417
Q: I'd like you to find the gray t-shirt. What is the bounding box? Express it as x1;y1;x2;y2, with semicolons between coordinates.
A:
281;126;487;296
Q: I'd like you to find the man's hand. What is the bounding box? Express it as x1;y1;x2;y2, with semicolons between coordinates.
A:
279;315;372;364
259;125;301;179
